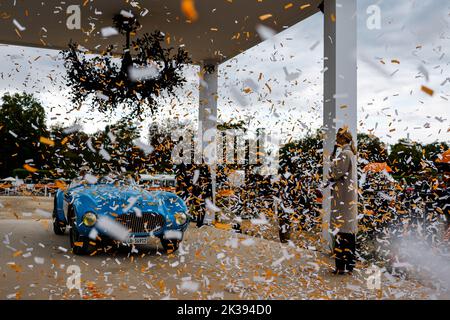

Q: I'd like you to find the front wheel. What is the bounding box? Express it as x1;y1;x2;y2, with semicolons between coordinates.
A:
160;238;180;253
53;219;66;235
53;195;66;235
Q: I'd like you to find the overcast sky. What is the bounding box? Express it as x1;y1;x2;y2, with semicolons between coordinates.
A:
0;0;449;145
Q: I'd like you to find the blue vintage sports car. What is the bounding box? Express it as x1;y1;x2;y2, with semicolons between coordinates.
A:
52;175;189;255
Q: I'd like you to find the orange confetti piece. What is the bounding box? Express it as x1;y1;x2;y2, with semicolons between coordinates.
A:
213;222;232;230
39;136;55;146
61;137;69;145
158;279;165;293
259;14;273;21
300;4;311;10
55;180;67;190
13;250;23;257
284;3;293;9
8;263;22;272
23;164;38;173
391;59;400;64
181;0;198;22
421;85;434;96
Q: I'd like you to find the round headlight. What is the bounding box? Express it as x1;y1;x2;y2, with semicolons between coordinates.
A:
82;212;97;227
174;212;187;225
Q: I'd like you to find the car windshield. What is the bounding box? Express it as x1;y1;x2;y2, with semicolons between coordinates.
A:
97;175;137;186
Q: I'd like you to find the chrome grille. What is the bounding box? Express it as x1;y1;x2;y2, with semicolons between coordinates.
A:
116;212;165;233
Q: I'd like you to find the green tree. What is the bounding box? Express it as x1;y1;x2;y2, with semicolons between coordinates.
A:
46;121;146;178
422;141;449;162
279;129;323;178
388;139;423;177
148;120;195;174
0;92;49;179
357;133;388;164
102;121;146;174
48;123;90;179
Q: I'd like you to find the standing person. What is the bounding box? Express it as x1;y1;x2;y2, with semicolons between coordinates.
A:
329;127;358;275
195;164;213;227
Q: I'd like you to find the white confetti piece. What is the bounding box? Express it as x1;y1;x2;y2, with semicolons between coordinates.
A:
133;139;154;155
128;64;160;82
241;238;255;246
205;198;221;213
96;216;129;242
13;19;26;31
163;230;183;240
95;91;109;101
255;24;276;40
99;148;111;161
84;174;98;184
192;170;200;184
88;228;98;240
63;124;82;134
180;280;200;292
120;10;134;18
101;27;119;37
123;197;138;213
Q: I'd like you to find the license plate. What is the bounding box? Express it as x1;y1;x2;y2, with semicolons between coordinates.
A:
125;237;149;245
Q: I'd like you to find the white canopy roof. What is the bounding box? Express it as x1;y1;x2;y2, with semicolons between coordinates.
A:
0;0;321;63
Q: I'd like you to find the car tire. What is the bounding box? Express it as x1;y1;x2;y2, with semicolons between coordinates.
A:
53;220;66;235
69;206;96;255
160;238;180;253
53;195;66;235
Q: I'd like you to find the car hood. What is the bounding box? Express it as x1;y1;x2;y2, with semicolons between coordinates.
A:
70;184;165;215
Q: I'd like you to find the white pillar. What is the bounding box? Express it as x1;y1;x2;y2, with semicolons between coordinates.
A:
198;63;218;155
198;62;218;224
322;0;358;249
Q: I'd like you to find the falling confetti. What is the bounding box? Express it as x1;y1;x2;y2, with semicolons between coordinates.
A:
421;85;434;96
259;14;273;21
39;136;55;146
181;0;198;21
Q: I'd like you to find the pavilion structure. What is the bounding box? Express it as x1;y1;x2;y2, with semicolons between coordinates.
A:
0;0;358;247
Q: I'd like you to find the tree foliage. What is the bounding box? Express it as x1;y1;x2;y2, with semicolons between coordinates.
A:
279;130;323;178
388;139;423;176
357;133;388;164
0;93;49;178
1;92;448;183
